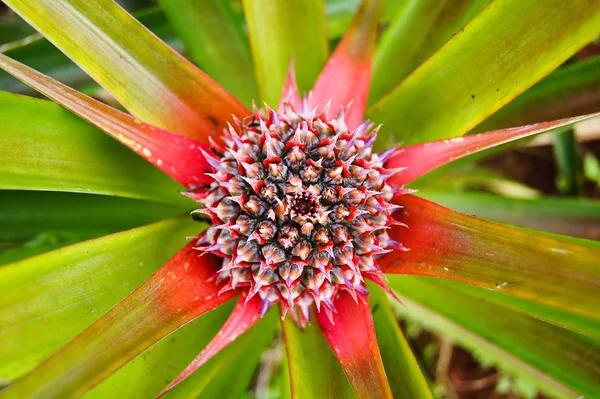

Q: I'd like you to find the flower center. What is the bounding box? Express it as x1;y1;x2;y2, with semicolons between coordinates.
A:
192;102;399;322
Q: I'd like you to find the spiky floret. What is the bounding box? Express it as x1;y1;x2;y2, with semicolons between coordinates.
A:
190;100;404;322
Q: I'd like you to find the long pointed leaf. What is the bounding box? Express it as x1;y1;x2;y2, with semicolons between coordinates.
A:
158;310;276;399
160;293;263;396
474;55;600;133
85;300;235;399
311;0;384;128
0;244;237;398
418;191;600;241
0;217;199;384
0;91;190;206
243;0;328;105
386;113;599;187
389;275;600;398
379;195;600;320
316;292;393;399
0;53;212;188
159;0;258;106
3;0;248;143
0;191;186;245
193;310;278;399
370;0;490;104
281;312;355;399
0;7;182;97
369;284;433;399
369;0;600;148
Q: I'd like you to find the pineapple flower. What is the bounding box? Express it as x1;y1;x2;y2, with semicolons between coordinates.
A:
1;0;600;398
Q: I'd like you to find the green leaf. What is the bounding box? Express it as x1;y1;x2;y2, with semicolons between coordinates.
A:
370;0;491;104
388;275;600;398
369;0;600;148
473;55;600;132
282;314;355;398
369;284;433;399
325;0;404;41
243;0;329;105
0;190;187;245
0;11;35;44
584;152;600;188
417;191;600;240
0;7;182;97
437;278;600;338
0;216;200;384
553;129;582;195
0;232;104;267
3;0;248;143
0;91;192;207
159;0;258;107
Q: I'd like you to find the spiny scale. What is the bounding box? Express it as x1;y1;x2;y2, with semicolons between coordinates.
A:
191;99;403;323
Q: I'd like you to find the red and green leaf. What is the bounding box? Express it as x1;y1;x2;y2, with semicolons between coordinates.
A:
0;54;213;188
159;293;263;396
0;91;190;205
380;195;600;321
369;0;600;147
312;0;384;129
2;0;248;144
243;0;328;106
0;217;200;384
386;112;600;186
282;311;355;399
0;243;237;398
316;291;393;399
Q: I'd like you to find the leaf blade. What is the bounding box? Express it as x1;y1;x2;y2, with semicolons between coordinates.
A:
388;275;600;398
282;313;355;399
0;244;237;398
418;191;600;241
0;217;199;383
0;91;191;206
311;0;384;128
316;292;393;399
0;53;214;188
243;0;328;105
159;0;258;107
380;195;600;320
370;0;491;104
386;113;599;186
369;284;433;399
3;0;248;143
369;0;600;147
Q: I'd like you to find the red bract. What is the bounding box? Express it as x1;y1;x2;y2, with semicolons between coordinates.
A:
1;0;599;398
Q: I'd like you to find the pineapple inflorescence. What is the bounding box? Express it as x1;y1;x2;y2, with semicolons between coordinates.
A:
192;99;404;323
